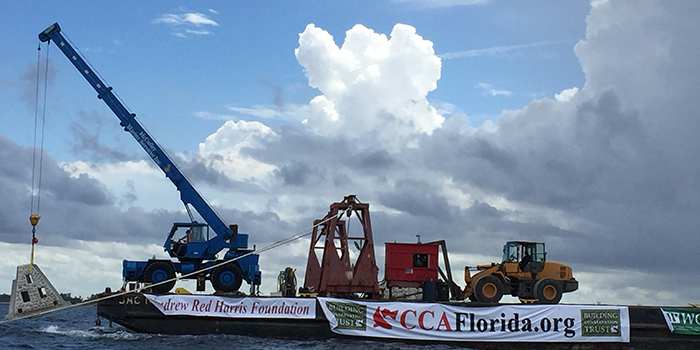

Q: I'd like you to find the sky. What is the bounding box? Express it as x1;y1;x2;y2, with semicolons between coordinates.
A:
0;0;697;306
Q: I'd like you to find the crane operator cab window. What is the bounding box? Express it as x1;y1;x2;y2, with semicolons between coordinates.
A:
188;225;207;242
173;225;209;257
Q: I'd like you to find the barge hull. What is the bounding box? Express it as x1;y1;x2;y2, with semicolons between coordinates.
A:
97;293;699;349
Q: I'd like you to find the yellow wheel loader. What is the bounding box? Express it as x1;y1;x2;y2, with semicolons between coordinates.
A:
463;241;578;304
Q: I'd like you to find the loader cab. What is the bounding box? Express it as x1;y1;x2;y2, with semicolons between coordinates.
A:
502;241;546;274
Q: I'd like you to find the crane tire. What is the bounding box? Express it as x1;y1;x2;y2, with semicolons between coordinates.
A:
143;261;176;295
535;278;563;304
211;263;244;293
474;275;504;303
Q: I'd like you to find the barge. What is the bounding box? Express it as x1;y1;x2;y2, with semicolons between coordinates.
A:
95;195;700;348
96;292;700;349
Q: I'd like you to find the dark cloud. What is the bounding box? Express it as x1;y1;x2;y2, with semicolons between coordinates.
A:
0;133;290;251
19;60;56;106
401;88;696;283
0;135;208;249
173;152;266;194
245;125;345;164
68;119;134;163
0;135;114;243
215;206;295;245
351;150;395;172
379;179;456;221
274;161;319;186
248;126;400;184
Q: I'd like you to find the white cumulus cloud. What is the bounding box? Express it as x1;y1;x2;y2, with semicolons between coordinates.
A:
295;23;444;149
198;120;276;181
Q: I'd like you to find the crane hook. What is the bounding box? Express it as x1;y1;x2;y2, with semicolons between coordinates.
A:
29;214;41;274
30;213;41;228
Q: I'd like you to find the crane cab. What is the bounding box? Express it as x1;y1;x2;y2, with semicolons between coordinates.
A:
166;222;210;259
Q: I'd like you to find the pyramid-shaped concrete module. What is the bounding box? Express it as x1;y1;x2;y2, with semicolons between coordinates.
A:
5;264;70;321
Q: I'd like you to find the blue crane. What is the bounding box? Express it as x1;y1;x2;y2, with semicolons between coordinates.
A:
39;23;261;294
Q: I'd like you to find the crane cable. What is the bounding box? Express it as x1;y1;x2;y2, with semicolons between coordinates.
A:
29;41;51;274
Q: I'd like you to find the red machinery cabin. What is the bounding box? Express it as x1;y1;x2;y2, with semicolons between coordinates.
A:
385;242;439;287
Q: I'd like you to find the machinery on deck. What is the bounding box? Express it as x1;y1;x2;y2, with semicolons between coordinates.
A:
39;23;261;294
303;195;380;298
464;241;578;304
383;239;462;301
302;197;577;304
277;267;297;297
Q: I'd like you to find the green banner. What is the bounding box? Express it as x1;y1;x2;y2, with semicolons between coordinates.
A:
324;300;367;330
661;307;700;335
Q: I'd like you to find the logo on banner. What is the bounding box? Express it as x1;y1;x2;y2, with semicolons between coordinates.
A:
325;300;366;330
661;307;700;335
581;309;621;336
373;307;399;329
374;306;453;331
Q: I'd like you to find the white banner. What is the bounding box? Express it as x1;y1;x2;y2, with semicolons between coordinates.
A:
145;294;316;319
318;298;629;342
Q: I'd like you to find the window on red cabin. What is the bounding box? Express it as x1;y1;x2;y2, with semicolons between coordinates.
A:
413;253;429;268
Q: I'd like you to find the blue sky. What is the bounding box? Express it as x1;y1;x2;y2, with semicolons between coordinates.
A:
2;1;699;307
2;1;588;160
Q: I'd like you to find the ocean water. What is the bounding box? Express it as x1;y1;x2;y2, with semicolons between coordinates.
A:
0;304;472;350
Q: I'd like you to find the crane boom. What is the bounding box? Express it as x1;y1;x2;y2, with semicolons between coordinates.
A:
39;22;260;294
39;23;234;245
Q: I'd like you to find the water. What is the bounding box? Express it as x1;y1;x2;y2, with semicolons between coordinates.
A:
0;304;471;350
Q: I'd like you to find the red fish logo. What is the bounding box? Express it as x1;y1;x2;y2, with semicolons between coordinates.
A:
372;306;398;329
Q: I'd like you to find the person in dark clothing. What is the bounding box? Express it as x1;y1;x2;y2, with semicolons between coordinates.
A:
519;252;532;271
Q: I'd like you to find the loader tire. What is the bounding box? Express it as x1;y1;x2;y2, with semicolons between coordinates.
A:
535;278;563;304
474;275;504;303
211;263;244;293
144;261;176;295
